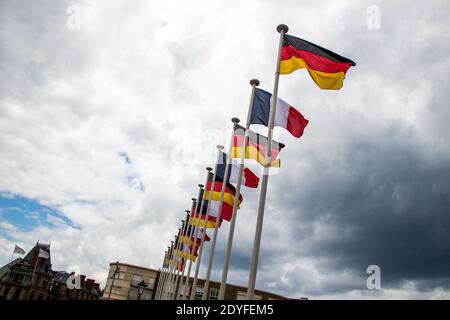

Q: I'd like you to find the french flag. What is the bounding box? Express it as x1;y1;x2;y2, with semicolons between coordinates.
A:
250;88;309;138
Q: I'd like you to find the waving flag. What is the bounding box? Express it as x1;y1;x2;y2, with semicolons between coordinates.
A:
232;124;285;167
13;245;25;255
216;151;260;188
251;88;309;138
280;34;355;90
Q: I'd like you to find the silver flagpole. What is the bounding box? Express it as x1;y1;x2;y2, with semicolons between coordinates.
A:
202;120;240;299
165;236;176;300
161;242;173;299
177;206;195;300
190;150;223;300
170;221;185;299
158;252;169;299
219;79;259;300
187;170;213;300
156;248;169;299
171;226;185;299
161;246;172;299
162;245;173;299
158;251;170;300
247;24;288;299
181;197;198;300
155;251;166;299
175;211;192;300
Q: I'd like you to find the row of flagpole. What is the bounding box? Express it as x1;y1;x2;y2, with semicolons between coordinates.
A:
154;26;286;300
154;22;355;300
154;82;264;300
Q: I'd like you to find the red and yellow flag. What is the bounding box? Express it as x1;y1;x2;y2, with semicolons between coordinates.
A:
280;34;355;90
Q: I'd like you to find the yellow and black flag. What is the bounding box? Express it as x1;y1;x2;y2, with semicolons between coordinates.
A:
280;34;356;90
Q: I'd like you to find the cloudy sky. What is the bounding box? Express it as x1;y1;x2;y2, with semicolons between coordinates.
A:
1;0;450;299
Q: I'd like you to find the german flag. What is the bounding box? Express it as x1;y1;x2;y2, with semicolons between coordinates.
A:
232;124;285;167
280;34;356;90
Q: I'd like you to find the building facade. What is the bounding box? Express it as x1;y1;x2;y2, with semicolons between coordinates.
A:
0;242;102;300
102;262;288;300
102;262;159;300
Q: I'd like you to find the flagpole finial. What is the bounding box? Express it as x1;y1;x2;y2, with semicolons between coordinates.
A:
186;210;190;213
216;145;224;150
198;184;204;188
231;117;240;124
206;167;212;171
191;197;196;201
250;79;260;86
277;24;289;34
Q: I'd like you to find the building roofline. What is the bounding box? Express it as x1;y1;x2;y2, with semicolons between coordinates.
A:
108;261;288;299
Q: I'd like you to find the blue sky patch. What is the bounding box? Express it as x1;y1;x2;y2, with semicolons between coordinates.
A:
0;193;79;233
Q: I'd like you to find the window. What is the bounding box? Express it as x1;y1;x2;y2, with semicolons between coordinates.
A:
127;288;138;300
132;274;144;286
194;287;204;299
111;286;122;294
147;277;155;290
210;288;219;300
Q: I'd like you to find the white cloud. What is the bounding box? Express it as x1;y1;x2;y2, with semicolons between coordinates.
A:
1;0;449;299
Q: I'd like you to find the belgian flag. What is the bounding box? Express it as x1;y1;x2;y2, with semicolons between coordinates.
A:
280;34;356;90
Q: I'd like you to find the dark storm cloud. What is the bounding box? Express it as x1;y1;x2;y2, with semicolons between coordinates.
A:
265;112;450;294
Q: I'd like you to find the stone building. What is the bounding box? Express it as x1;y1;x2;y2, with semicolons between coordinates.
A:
0;242;102;300
103;261;288;300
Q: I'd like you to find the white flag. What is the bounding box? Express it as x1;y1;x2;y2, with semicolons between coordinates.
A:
38;249;50;259
13;245;25;255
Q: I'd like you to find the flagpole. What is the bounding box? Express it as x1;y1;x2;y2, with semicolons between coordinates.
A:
162;240;175;299
159;246;172;300
218;79;259;299
156;251;167;299
187;170;213;299
175;214;191;299
170;228;184;299
172;220;186;300
178;201;196;300
160;245;173;300
203;121;240;299
247;24;288;299
182;196;199;299
190;151;222;300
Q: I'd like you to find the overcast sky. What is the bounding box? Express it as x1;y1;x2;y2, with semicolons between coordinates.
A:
1;0;450;299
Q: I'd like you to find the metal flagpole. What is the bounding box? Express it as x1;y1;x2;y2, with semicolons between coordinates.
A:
175;211;190;300
219;79;259;300
177;205;196;300
175;214;191;300
187;170;213;300
203;120;240;299
190;150;223;300
156;251;168;299
247;24;288;299
169;228;183;299
170;220;185;299
162;240;175;299
181;197;198;300
160;245;171;300
159;247;171;300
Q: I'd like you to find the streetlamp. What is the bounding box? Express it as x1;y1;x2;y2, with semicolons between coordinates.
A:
137;280;146;300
